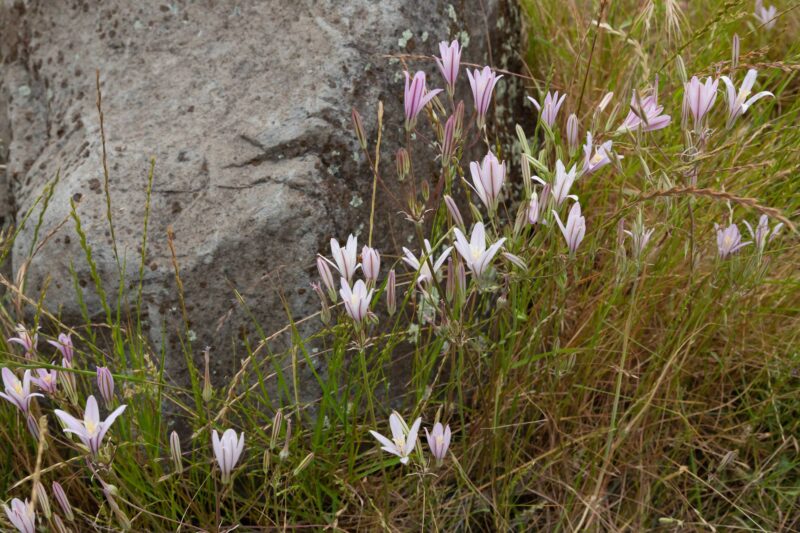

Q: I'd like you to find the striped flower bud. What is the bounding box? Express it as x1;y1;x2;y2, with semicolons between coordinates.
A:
566;113;579;155
441;114;456;164
395;148;410;181
34;481;51;519
96;366;114;406
52;482;74;522
311;283;331;325
386;269;396;316
443;195;464;230
316;256;337;302
270;409;283;450
170;430;183;474
361;246;380;285
351;108;367;150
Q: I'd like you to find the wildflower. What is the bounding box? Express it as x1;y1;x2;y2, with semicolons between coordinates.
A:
721;69;773;128
361;246;380;285
566;113;580;154
54;395;127;456
339;279;373;324
329;235;359;282
96;366;114;406
404;71;442;130
743;214;783;253
547;159;578;207
624;221;656;261
8;324;37;359
469;151;506;213
754;0;778;29
683;76;719;130
402;239;452;286
435;40;461;95
368;412;421;465
0;368;42;415
386;269;396;316
582;132;615;175
715;222;750;259
618;89;671;132
453;222;507;278
3;498;35;533
425;422;452;464
212;428;245;484
527;191;542;225
528;91;566;128
47;333;74;363
553;202;587;255
51;482;74;521
466;66;502;128
31;367;58;395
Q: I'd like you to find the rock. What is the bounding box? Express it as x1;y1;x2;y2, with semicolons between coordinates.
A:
0;0;523;397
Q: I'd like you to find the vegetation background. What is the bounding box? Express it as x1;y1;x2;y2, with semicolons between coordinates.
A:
0;0;798;531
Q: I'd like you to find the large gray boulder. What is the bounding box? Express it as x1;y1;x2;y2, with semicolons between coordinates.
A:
0;0;523;392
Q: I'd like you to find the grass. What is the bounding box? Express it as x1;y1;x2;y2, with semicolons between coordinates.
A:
1;0;799;530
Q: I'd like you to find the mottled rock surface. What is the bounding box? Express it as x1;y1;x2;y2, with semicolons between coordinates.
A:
0;0;523;394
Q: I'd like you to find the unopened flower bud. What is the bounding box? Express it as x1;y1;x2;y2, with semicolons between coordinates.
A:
52;482;74;521
270;409;283;450
396;148;410;181
598;91;614;112
293;452;314;477
732;34;740;70
279;418;292;462
456;261;467;301
34;481;51;519
316;256;337;302
263;449;271;474
566;113;579;155
386;269;396;316
675;55;687;85
103;485;131;531
52;513;69;533
351;108;367;151
421;180;430;202
502;252;527;271
96;366;114;406
27;414;40;440
445;258;455;301
202;348;213;403
441;114;456;164
443;195;464;229
453;100;465;141
311;283;331;325
361;246;380;284
170;430;183;474
59;358;77;404
527;192;541;225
